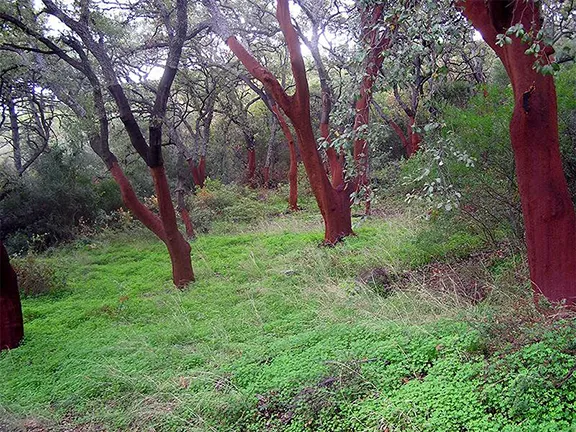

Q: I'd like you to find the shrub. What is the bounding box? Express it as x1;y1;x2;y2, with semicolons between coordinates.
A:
0;147;122;253
401;84;523;245
12;256;67;298
187;178;277;231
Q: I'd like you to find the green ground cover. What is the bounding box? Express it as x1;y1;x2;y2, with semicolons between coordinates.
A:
1;208;575;431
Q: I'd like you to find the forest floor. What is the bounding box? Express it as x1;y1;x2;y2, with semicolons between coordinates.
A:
1;202;576;432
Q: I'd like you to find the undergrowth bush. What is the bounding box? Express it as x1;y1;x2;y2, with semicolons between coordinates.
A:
397;84;521;247
12;255;66;298
187;178;294;232
398;67;576;248
0;147;122;254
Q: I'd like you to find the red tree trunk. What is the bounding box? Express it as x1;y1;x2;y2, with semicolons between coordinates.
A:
0;241;23;351
273;104;299;210
187;159;200;186
287;139;299;211
407;116;421;157
295;124;352;242
109;162;166;241
179;209;195;239
460;0;576;305
322;125;344;189
150;166;194;287
176;179;195;239
213;0;353;243
388;118;410;154
262;166;270;186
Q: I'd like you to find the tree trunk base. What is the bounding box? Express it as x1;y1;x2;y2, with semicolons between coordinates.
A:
150;166;195;287
322;191;354;245
0;242;23;352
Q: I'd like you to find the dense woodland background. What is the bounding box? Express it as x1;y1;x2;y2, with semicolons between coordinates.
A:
1;0;576;430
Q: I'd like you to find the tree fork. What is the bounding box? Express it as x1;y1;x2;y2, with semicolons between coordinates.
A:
206;0;353;243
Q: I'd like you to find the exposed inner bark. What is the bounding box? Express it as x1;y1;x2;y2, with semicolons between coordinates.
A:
197;156;206;188
208;0;354;243
272;104;299;210
1;0;195;286
176;160;195;239
407;116;422;157
109;162;167;241
459;0;576;305
0;241;24;351
151;166;194;286
187;159;202;187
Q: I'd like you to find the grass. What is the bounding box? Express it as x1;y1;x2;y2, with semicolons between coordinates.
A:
1;205;576;431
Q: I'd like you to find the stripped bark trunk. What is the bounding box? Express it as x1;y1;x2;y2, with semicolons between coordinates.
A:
93;0;194;286
272;104;299;210
294;5;343;189
0;241;23;351
176;155;195;239
207;0;353;243
407;116;421;157
186;157;206;188
187;159;202;187
459;0;576;305
109;162;166;241
150;166;194;286
2;1;195;286
197;156;206;187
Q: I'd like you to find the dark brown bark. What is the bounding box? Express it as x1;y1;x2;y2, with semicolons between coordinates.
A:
198;156;206;188
7;98;22;174
93;0;193;285
0;241;24;351
245;134;257;186
114;0;194;286
459;0;576;305
2;1;194;287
